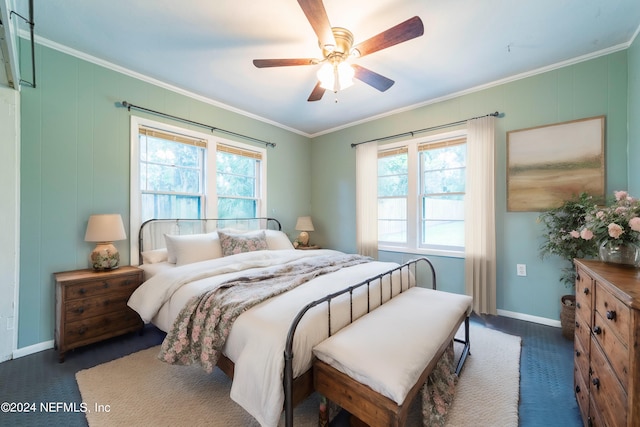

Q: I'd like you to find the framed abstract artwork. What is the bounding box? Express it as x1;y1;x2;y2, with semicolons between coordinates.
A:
507;115;605;212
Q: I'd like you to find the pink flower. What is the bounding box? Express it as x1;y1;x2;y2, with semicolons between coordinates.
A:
596;211;605;219
615;191;628;201
570;230;580;238
608;223;624;239
630;217;640;232
580;229;594;240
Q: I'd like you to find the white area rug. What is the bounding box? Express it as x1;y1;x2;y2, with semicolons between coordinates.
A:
76;323;520;426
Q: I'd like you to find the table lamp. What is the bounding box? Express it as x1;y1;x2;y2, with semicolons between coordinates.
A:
295;216;315;247
84;214;127;270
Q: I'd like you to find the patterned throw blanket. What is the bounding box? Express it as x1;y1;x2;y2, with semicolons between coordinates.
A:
158;253;370;373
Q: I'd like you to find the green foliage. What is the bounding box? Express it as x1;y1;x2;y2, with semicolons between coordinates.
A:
538;192;599;286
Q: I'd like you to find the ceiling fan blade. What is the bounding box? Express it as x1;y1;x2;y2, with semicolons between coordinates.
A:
297;0;335;48
352;64;394;92
307;82;326;101
353;16;424;58
253;58;317;68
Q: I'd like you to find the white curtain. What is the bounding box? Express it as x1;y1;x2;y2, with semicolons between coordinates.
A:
355;143;378;259
464;116;497;315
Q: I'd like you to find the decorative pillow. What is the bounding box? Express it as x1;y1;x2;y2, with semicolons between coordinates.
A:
265;229;295;250
164;232;223;266
218;230;268;256
141;248;169;264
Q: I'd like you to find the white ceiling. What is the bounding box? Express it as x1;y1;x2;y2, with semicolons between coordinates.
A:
13;0;640;136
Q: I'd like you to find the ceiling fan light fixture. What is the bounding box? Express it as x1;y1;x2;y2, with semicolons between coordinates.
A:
317;61;354;92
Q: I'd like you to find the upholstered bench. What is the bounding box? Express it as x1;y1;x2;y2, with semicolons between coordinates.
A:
312;287;473;427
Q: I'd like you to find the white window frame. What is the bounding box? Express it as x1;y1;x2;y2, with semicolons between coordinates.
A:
378;129;466;259
129;116;267;263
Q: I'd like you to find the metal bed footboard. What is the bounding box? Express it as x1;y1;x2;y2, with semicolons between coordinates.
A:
282;257;441;427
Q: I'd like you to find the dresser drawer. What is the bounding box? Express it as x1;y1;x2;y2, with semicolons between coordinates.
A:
574;366;589;422
575;268;593;323
65;273;140;300
574;331;589;383
65;291;133;323
574;310;591;353
64;309;142;348
594;281;630;346
590;337;627;427
593;310;630;391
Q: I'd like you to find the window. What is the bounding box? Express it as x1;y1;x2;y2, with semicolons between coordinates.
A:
138;127;206;221
377;130;466;256
130;116;266;260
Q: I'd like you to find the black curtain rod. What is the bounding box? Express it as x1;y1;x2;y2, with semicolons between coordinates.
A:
119;101;276;148
350;111;501;148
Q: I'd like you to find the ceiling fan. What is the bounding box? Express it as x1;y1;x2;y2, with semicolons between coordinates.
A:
252;0;424;101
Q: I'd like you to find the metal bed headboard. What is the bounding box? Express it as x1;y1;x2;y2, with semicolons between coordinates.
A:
137;217;282;263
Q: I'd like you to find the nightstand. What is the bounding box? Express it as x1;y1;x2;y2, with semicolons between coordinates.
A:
54;266;144;362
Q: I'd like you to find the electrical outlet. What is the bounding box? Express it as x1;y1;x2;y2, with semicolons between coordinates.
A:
516;264;527;277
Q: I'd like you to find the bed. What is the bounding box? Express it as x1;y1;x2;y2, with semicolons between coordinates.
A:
128;218;429;427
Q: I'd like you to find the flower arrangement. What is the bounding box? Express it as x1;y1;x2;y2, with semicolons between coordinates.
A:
538;192;599;286
580;190;640;245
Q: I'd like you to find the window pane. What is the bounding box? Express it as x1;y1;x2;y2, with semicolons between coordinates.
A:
422;220;464;247
141;194;201;222
217;173;257;197
378;197;407;220
421;195;464;246
423;168;465;194
378;175;407;197
378;220;407;243
143;163;201;193
141;136;202;167
421;144;466;170
217;151;256;177
218;197;257;218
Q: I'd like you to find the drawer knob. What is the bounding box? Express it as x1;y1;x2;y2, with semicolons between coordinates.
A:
103;281;110;289
575;350;581;357
78;327;87;335
575;384;581;393
606;310;616;321
583;287;589;295
78;288;86;295
593;326;602;335
592;378;600;389
75;307;85;314
576;302;581;309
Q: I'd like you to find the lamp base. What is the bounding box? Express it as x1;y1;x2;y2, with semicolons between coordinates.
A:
90;242;120;271
297;231;310;247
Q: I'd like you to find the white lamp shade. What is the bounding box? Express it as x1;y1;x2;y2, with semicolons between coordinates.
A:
84;214;127;242
295;216;315;232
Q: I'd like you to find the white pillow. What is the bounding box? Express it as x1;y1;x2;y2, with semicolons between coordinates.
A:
164;232;223;266
141;248;169;264
265;229;295;250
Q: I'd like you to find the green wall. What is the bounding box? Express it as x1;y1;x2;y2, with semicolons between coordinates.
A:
18;43;312;348
310;51;629;321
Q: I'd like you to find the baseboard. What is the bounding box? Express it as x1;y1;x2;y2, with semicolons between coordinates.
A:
497;309;561;328
12;339;54;359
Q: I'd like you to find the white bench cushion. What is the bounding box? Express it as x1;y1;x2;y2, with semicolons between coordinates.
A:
313;287;472;405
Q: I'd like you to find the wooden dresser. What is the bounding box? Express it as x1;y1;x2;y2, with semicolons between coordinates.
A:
573;259;640;427
54;266;144;362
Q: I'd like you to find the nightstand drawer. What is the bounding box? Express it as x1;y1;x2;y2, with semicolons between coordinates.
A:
65;273;140;300
65;292;132;322
594;281;630;346
593;309;630;391
590;337;627;427
64;309;142;348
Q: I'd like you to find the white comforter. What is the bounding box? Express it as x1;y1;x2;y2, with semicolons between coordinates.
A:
128;249;406;427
